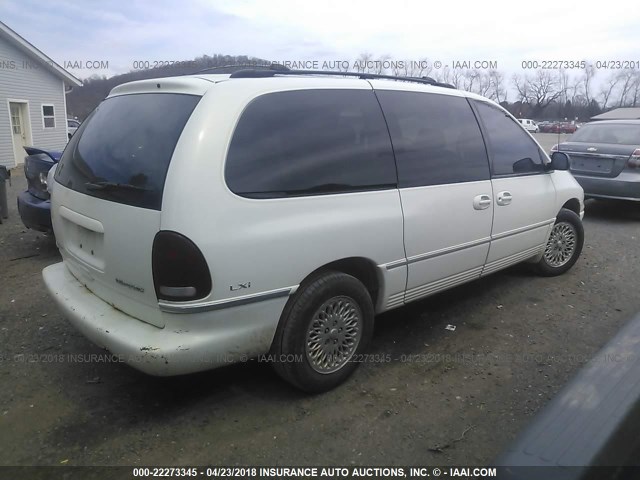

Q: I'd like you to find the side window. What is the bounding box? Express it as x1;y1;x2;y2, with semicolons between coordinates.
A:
474;102;545;176
225;89;397;198
375;91;489;188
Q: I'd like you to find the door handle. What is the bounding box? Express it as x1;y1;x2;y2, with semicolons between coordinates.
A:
497;191;512;206
473;194;492;210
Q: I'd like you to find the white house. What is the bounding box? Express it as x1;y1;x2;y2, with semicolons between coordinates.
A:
0;21;81;168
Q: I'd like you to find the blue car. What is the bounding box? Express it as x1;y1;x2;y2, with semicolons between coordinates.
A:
17;146;61;232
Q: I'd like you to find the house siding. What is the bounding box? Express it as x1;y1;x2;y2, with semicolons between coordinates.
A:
0;36;68;167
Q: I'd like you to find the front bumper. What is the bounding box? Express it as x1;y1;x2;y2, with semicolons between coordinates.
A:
573;172;640;201
17;191;52;231
42;262;288;376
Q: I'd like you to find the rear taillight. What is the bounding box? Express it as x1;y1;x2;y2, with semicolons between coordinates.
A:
628;149;640;168
24;155;53;200
152;231;212;302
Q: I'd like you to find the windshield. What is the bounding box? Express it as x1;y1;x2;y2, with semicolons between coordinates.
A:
55;93;200;210
569;123;640;145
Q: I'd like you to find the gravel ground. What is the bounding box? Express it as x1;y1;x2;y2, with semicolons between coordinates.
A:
1;160;639;467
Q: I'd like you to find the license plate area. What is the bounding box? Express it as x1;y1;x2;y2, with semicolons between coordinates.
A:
59;208;105;272
570;156;614;174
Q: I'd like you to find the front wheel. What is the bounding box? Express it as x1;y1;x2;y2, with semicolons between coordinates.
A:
534;208;584;276
271;271;374;393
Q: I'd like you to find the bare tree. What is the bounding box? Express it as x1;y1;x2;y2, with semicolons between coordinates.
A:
599;72;620;109
395;57;433;78
461;70;492;98
557;69;570;105
530;71;563;114
629;71;640;107
373;54;391;75
582;63;596;105
512;74;529;102
415;58;433;79
475;71;493;98
488;70;507;103
449;68;464;89
511;71;563;116
353;53;373;73
461;69;476;92
433;66;450;84
616;69;640;107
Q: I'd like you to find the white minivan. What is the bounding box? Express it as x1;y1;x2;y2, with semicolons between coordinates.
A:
518;118;539;133
43;69;584;392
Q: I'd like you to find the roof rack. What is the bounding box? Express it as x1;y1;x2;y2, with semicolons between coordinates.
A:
192;64;273;75
228;65;455;89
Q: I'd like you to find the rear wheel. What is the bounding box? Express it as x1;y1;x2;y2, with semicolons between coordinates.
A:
271;271;374;393
535;208;584;276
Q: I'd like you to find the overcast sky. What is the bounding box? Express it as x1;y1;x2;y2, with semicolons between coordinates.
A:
2;0;639;82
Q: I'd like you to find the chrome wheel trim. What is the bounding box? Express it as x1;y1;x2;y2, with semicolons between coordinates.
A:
544;221;577;268
305;296;362;374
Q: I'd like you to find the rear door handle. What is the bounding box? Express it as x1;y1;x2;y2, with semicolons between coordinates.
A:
497;191;512;206
473;194;492;210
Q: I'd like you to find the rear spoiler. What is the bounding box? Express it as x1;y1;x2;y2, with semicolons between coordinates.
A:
496;312;640;477
23;146;62;163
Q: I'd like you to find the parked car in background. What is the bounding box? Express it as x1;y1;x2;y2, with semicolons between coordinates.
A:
550;122;578;134
553;120;640;201
43;70;584;392
539;121;556;133
17;146;59;231
518;118;539;133
67;119;81;139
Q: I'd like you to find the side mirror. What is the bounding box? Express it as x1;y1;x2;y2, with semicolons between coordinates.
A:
549;151;570;171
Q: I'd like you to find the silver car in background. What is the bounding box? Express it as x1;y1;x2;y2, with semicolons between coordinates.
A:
67;119;81;140
554;120;640;201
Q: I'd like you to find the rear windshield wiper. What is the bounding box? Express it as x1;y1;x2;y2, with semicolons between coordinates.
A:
85;181;150;192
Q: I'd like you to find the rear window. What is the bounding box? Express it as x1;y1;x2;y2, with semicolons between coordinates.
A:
55;93;200;210
225;89;397;198
570;123;640;145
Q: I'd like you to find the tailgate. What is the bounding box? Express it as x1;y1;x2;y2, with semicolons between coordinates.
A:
52;92;202;328
52;186;164;327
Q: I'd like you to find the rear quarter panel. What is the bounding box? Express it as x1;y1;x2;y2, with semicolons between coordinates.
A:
160;79;407;313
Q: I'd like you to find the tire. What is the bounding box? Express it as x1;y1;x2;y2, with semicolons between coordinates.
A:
271;271;374;393
535;208;584;276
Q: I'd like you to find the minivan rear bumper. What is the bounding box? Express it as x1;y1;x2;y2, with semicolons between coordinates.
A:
43;262;288;376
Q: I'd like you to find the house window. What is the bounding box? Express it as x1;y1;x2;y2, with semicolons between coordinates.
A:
42;105;55;128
